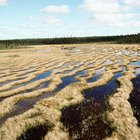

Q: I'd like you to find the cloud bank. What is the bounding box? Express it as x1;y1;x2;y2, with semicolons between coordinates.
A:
79;0;140;27
40;5;70;14
0;0;8;6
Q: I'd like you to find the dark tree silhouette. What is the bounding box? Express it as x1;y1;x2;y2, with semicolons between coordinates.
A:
0;33;140;49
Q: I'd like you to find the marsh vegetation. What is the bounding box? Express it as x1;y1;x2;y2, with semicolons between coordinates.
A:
0;44;140;140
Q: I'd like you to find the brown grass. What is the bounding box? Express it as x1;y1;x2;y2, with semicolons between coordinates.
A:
0;43;140;140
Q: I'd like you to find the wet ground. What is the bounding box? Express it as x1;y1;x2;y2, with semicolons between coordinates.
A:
129;61;140;66
87;67;105;83
61;71;122;140
0;44;140;140
84;72;122;100
128;73;140;127
9;70;52;91
17;123;52;140
61;100;112;140
0;70;86;124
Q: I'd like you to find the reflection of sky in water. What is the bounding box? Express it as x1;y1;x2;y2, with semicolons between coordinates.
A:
123;50;131;55
135;68;140;75
55;69;87;92
102;48;108;52
87;67;105;83
116;52;122;56
84;72;123;100
53;63;69;72
36;50;50;52
30;71;52;81
104;59;113;65
118;59;123;64
0;81;13;87
75;49;81;52
128;74;140;127
0;69;88;124
132;52;139;57
62;63;69;68
115;50;119;53
10;70;52;90
88;62;95;67
73;61;80;66
120;66;127;72
130;61;140;66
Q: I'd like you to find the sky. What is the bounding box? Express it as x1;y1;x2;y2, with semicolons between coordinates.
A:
0;0;140;39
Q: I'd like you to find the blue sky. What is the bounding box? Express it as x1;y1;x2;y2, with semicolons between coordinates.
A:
0;0;140;39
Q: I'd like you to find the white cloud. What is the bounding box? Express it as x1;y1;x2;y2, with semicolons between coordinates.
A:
79;0;120;13
89;13;136;27
0;0;8;6
123;0;140;8
79;0;140;27
40;5;70;14
30;16;63;26
41;16;63;26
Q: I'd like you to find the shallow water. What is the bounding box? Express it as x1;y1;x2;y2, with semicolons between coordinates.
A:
116;52;122;56
84;72;122;100
0;90;53;124
62;64;83;74
61;71;122;139
55;76;79;93
62;62;69;69
17;68;36;77
128;73;140;127
87;67;105;83
135;68;140;75
73;61;80;66
8;70;52;91
36;49;50;53
132;52;139;57
0;70;86;125
62;69;74;74
123;49;131;55
88;63;94;67
54;70;87;92
31;71;52;82
118;59;123;64
17;123;51;140
129;61;140;66
0;81;50;103
53;63;69;73
104;59;113;65
0;77;27;88
61;100;112;140
120;66;127;72
0;81;14;87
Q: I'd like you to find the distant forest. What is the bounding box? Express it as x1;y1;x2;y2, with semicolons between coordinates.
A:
0;33;140;49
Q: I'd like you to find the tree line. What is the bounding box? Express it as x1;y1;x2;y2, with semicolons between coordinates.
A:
0;33;140;49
